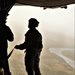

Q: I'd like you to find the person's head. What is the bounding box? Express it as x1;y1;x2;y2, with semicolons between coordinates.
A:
28;18;39;29
0;11;9;24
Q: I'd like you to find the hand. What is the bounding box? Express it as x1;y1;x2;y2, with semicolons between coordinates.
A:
15;45;19;49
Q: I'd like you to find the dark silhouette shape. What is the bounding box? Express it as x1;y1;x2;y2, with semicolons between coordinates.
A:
0;11;14;75
15;18;43;75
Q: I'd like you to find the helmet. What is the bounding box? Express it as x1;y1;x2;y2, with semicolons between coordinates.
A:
29;18;39;24
28;18;39;28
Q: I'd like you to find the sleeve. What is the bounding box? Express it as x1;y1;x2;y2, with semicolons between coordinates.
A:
15;42;26;50
5;26;14;41
24;31;35;49
15;34;27;50
37;33;43;49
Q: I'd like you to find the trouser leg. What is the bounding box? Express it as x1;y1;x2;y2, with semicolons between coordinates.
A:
34;53;41;75
25;54;34;75
3;60;11;75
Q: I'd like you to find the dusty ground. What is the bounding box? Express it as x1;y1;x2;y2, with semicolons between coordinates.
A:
8;44;75;75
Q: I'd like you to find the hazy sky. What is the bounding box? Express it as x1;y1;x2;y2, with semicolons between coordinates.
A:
7;4;75;38
6;5;75;75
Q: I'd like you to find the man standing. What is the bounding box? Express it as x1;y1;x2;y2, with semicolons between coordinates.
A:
0;11;14;75
15;18;43;75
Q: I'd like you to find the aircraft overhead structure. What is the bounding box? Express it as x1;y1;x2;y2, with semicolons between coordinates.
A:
0;0;75;26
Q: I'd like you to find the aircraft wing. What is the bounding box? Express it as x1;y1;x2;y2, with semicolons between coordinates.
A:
0;0;75;12
15;0;75;8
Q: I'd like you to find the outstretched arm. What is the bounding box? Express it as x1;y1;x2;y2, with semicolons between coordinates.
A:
15;42;26;50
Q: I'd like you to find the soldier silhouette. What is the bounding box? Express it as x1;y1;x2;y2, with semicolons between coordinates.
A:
15;18;43;75
0;11;14;75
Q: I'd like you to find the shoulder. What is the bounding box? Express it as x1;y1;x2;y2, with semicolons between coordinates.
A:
36;29;42;35
25;30;30;36
4;25;11;30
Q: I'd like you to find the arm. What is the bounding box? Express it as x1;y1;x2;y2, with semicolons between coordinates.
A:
15;42;26;50
15;34;27;50
5;26;14;41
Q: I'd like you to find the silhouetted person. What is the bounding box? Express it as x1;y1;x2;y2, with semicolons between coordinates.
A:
0;11;14;75
15;18;43;75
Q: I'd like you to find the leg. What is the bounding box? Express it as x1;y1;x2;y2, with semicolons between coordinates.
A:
34;53;41;75
1;51;11;75
3;60;11;75
25;54;34;75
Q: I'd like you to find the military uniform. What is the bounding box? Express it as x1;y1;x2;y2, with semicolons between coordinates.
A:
0;25;14;75
15;18;43;75
0;11;14;75
25;28;43;75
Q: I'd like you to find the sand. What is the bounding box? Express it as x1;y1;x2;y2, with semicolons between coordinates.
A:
62;50;75;61
40;48;75;75
8;42;75;75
